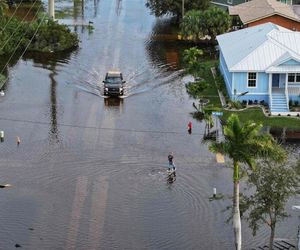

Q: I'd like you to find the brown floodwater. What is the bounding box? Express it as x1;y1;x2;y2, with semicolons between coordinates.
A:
0;0;299;249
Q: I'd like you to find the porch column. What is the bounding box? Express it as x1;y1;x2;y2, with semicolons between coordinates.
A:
269;73;272;94
48;0;55;19
285;73;288;94
269;73;272;108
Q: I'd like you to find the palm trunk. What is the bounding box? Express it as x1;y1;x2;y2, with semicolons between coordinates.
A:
269;225;275;250
233;161;242;250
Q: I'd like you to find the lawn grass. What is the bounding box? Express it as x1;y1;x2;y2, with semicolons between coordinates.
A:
223;108;300;129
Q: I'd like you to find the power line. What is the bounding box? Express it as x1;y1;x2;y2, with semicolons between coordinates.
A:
0;0;26;35
0;5;47;75
0;0;41;53
0;116;208;136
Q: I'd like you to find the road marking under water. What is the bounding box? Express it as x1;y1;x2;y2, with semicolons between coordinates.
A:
65;176;89;250
216;153;225;163
87;176;109;250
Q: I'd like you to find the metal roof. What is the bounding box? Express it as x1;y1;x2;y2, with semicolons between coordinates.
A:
217;23;300;72
229;0;300;24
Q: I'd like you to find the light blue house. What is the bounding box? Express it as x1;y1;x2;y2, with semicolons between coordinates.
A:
217;22;300;114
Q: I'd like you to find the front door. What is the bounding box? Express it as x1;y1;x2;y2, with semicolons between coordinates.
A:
272;74;280;88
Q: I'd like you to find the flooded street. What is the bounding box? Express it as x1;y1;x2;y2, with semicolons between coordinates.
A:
0;0;299;249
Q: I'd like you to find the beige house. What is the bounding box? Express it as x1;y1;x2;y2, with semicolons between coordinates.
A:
229;0;300;30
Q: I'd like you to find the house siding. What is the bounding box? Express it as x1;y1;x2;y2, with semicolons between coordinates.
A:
282;59;300;65
247;15;300;31
232;72;269;102
219;52;233;98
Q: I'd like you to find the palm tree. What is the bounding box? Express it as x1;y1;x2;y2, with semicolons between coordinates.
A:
183;46;203;76
209;114;286;250
0;0;8;17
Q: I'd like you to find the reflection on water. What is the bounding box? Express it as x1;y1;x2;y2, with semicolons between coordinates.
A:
268;127;300;143
104;97;123;107
49;71;59;141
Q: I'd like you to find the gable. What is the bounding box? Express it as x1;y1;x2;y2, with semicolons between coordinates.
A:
280;59;300;65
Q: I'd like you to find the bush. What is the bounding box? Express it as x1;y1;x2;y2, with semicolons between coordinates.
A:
0;16;79;55
295;101;299;107
289;100;293;107
248;100;253;105
260;100;265;105
228;100;243;110
242;100;247;106
186;81;209;98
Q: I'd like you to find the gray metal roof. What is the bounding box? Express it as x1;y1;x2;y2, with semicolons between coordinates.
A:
217;23;300;72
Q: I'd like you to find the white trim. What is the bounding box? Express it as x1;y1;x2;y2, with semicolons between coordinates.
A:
236;92;268;95
211;1;231;7
287;73;300;83
220;60;233;94
271;111;300;116
269;73;273;109
232;72;235;95
230;69;265;73
247;72;258;88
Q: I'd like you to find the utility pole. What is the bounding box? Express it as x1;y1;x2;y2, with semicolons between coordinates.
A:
182;0;185;18
48;0;55;19
292;206;300;250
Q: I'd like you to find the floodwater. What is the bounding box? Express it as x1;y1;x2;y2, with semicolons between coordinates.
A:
0;0;299;249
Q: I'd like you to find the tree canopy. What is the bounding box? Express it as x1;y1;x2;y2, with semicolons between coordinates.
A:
0;17;79;55
241;161;300;249
181;7;232;42
209;114;286;249
145;0;210;18
0;0;8;16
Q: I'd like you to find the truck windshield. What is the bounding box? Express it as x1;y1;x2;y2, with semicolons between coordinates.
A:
106;76;121;84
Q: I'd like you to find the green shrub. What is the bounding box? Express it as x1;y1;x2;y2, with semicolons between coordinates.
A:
0;16;79;55
186;80;209;98
228;100;243;110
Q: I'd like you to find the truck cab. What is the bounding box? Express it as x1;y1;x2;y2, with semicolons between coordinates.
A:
103;71;126;96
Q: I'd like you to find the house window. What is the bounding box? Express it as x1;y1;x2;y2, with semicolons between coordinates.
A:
288;73;300;83
248;72;257;87
288;73;295;82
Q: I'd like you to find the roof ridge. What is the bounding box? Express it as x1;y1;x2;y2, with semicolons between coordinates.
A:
267;29;300;56
266;0;276;12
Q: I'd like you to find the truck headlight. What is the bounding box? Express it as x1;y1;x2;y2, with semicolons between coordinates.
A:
119;87;123;91
105;88;108;91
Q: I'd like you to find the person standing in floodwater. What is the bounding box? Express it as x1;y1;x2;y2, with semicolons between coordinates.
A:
168;152;175;171
188;121;192;134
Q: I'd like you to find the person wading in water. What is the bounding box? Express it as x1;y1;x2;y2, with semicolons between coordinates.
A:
168;152;176;171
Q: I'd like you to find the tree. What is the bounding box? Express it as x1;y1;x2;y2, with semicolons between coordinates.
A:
145;0;210;19
183;46;203;75
241;161;300;249
181;7;231;42
180;10;203;42
209;114;287;250
0;0;8;17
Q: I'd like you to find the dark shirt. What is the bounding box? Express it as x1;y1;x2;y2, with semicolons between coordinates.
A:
168;154;173;164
